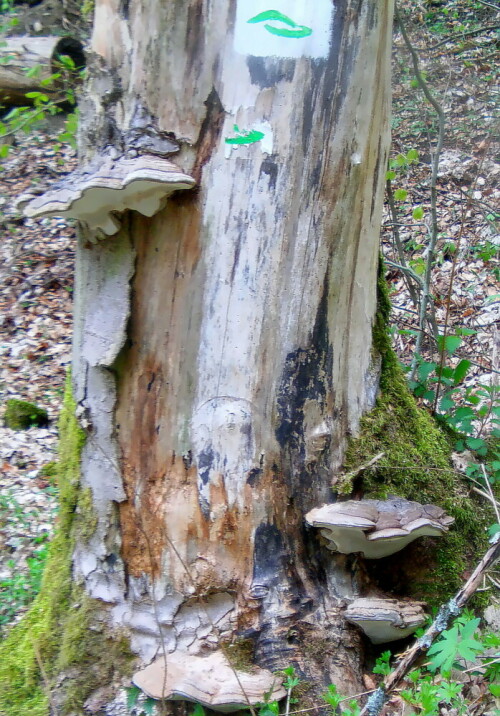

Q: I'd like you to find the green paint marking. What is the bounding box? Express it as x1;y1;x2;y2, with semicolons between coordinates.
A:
225;125;265;145
262;24;312;38
247;9;312;39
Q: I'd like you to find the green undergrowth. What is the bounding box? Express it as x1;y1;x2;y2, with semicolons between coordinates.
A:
342;268;489;606
0;376;85;716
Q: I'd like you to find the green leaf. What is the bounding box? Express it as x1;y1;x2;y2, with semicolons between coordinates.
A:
395;153;407;166
427;617;484;674
439;393;455;413
428;625;460;672
372;650;392;676
437;334;462;355
410;256;426;275
143;697;156;715
125;686;141;709
24;65;41;78
487;523;500;539
437;680;462;702
322;684;342;710
0;143;9;158
489;684;500;698
192;705;206;716
417;361;436;383
394;188;408;201
412;205;424;220
258;703;280;716
406;148;419;162
452;359;471;384
465;437;486;451
386;170;396;181
454;406;475;420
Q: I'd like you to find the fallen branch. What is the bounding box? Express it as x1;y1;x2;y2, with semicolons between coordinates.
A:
359;534;500;716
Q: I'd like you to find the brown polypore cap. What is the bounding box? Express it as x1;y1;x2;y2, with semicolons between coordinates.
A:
344;597;427;643
17;154;196;236
305;497;453;558
132;649;286;712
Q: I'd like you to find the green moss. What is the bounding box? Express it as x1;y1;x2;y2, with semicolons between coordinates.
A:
222;638;255;672
75;487;98;542
39;461;58;481
81;0;95;21
55;590;134;713
342;265;489;606
0;375;135;715
4;399;49;430
0;376;85;715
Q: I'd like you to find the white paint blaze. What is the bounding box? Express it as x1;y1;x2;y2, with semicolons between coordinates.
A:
234;0;334;59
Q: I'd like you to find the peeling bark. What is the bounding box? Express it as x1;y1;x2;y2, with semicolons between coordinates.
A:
72;0;394;702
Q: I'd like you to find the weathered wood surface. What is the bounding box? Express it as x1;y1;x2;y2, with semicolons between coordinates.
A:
71;0;395;700
0;36;84;105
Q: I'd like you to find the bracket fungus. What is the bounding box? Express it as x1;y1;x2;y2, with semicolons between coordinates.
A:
132;649;286;712
17;154;196;236
305;497;454;559
344;597;427;643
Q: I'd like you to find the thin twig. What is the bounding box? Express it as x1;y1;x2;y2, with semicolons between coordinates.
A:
394;4;446;382
480;465;500;523
385;258;424;288
338;452;385;483
386;179;422;309
431;136;489;413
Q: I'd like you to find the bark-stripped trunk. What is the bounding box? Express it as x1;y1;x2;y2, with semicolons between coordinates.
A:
72;0;393;697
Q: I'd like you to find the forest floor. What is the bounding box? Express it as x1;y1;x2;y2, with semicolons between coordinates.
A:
0;0;498;706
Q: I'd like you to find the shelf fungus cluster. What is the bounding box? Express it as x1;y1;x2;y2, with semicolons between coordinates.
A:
132;650;286;712
344;597;427;644
306;497;454;642
17;153;196;236
305;497;454;559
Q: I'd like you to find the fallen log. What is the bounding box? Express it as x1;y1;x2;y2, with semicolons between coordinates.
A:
0;35;85;106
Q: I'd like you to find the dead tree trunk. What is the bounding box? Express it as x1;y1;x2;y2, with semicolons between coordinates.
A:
69;0;393;703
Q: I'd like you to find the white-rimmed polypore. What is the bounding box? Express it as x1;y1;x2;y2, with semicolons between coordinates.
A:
305;497;454;559
17;154;196;236
344;597;427;643
132;649;286;712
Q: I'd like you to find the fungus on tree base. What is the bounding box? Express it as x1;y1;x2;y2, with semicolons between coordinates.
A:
132;649;286;712
305;497;454;559
344;597;427;643
17;154;196;236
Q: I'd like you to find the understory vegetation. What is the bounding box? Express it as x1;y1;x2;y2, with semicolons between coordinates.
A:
0;0;498;714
